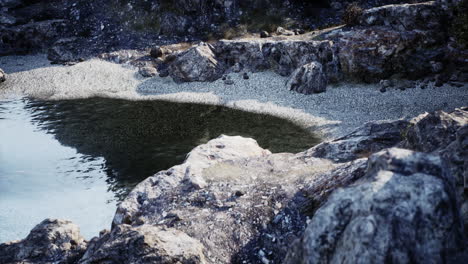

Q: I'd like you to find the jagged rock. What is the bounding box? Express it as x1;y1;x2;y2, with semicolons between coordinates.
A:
169;44;224;82
285;148;464;264
305;119;410;162
331;26;446;82
359;1;443;31
112;135;359;263
286;61;327;94
0;68;6;83
214;39;340;80
0;19;68;55
139;66;158;78
79;225;207;264
0;219;87;264
403;107;468;153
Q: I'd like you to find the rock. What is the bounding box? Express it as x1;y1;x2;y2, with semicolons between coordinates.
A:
150;46;164;58
403;108;468;153
1;19;68;56
169;44;224;82
305;119;410;162
260;31;270;38
359;2;443;32
224;79;234;85
214;39;340;81
379;79;392;89
276;27;295;36
139;66;158;78
48;38;81;64
0;219;87;264
79;225;206;264
111;135;342;263
242;72;249;80
0;68;5;83
286;62;327;94
285;148;464;264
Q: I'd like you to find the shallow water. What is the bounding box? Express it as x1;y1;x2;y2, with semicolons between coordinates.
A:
0;97;320;242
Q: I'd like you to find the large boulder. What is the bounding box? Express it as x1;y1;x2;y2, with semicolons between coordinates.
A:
0;219;87;264
285;148;464;264
79;225;207;264
0;68;5;83
169;44;224;82
286;61;327;94
111;135;364;263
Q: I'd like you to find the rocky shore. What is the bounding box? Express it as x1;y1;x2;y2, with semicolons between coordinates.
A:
1;0;467;263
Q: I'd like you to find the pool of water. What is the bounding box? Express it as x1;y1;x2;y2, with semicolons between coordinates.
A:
0;98;320;243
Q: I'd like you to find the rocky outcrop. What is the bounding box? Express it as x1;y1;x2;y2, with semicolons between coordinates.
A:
0;219;87;264
306;119;410;162
169;44;224;82
286;61;328;94
213;39;340;80
285;148;464;264
79;225;207;264
359;1;444;31
0;68;5;83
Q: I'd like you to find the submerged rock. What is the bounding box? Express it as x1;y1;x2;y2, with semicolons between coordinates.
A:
286;61;327;94
0;219;87;264
285;148;464;264
169;44;224;82
79;225;206;264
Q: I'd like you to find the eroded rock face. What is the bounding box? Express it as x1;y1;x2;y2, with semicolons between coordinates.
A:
0;68;5;83
359;1;444;31
306;119;410;162
285;148;464;264
214;39;340;80
0;219;87;264
169;44;224;82
286;61;327;94
79;225;207;264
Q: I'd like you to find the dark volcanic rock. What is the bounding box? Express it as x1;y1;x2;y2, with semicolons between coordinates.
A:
285;148;464;264
78;225;206;264
0;219;87;264
286;61;327;94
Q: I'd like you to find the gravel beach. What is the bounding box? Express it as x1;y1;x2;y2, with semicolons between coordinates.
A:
1;54;467;140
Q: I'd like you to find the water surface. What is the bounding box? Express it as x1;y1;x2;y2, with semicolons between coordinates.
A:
0;98;320;242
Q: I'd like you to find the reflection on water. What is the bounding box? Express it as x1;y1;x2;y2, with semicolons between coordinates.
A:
0;97;320;242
